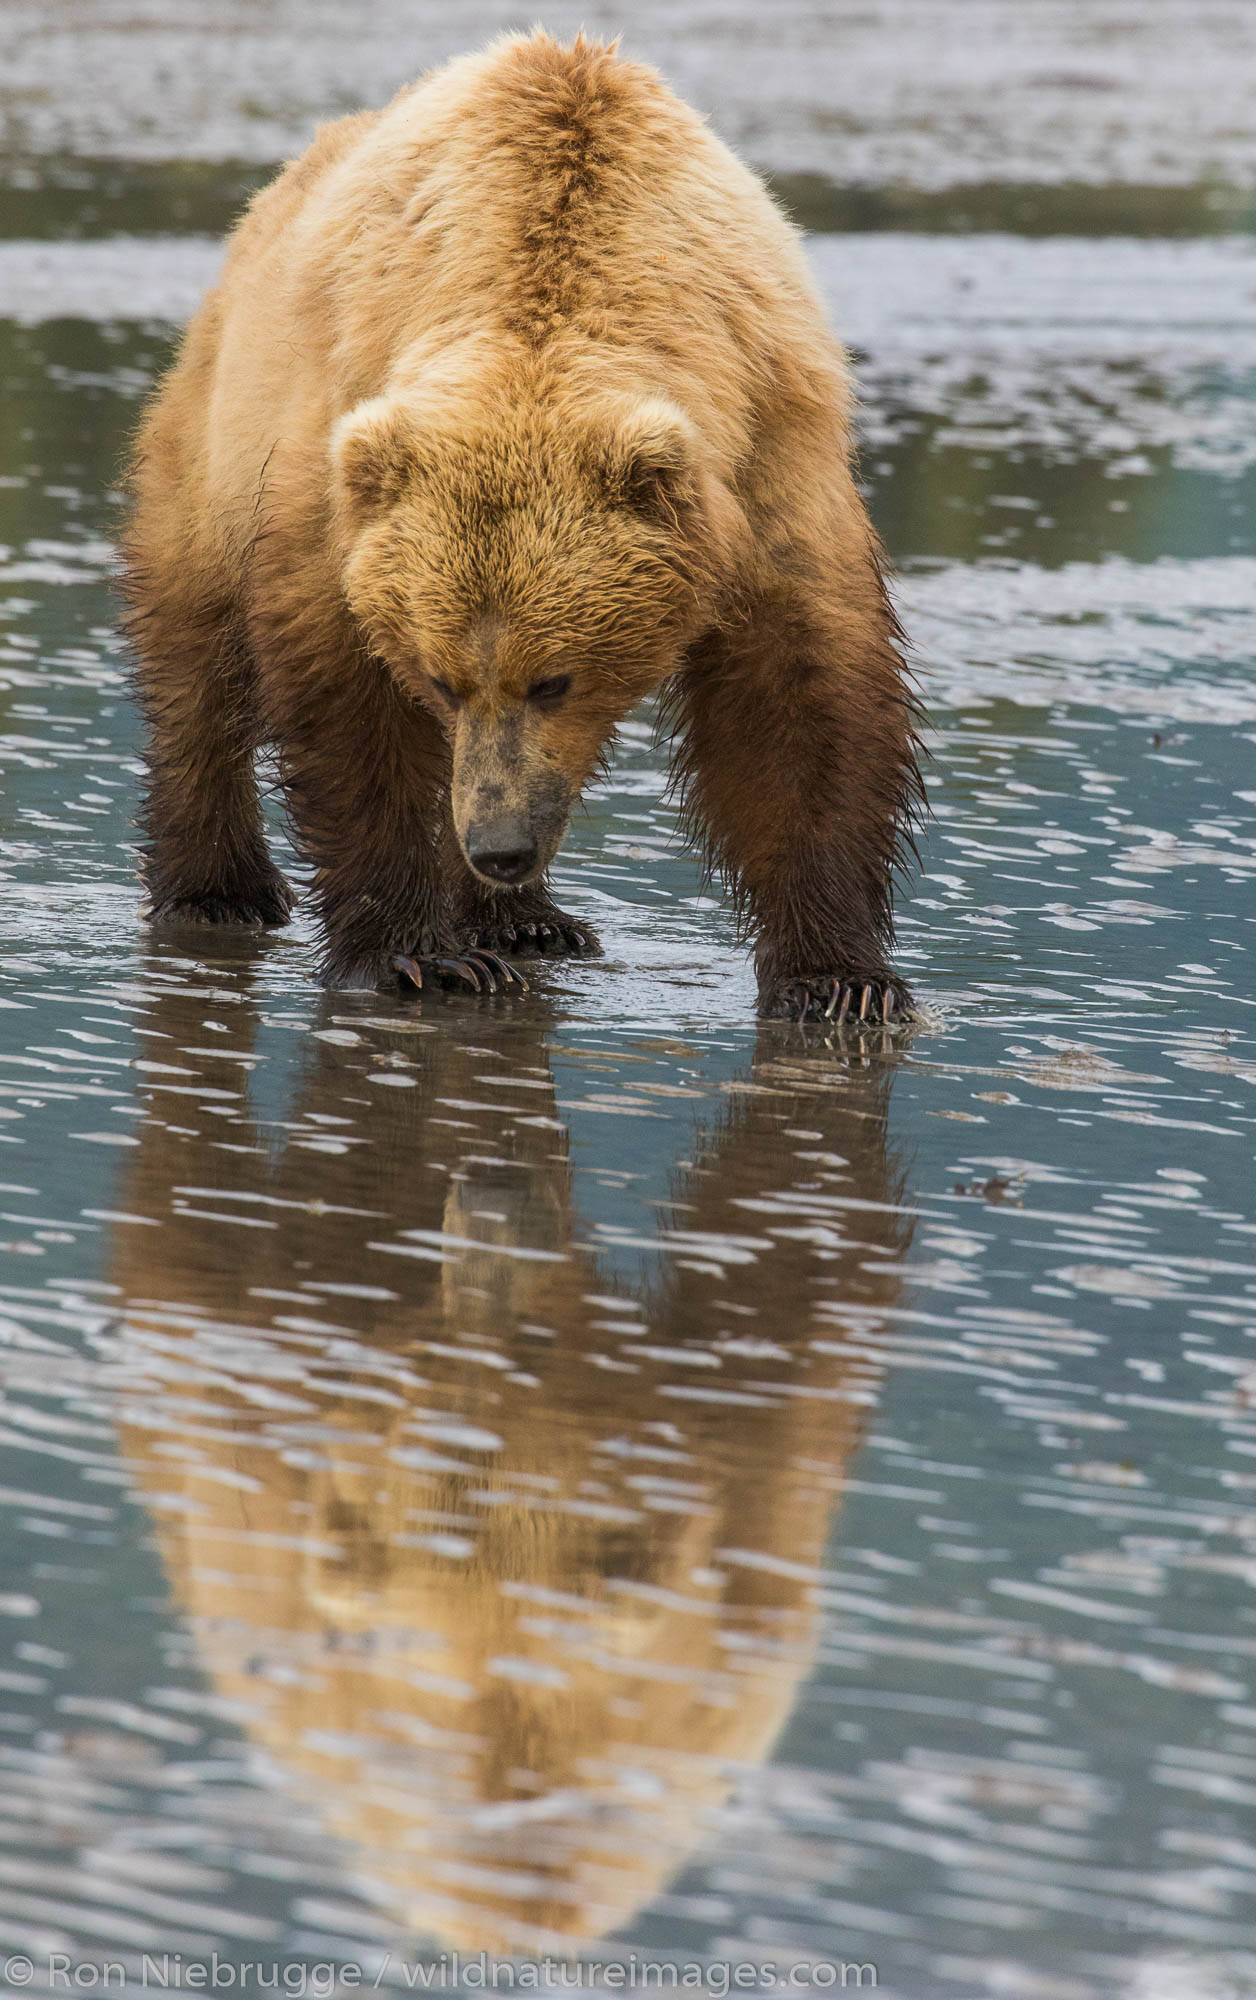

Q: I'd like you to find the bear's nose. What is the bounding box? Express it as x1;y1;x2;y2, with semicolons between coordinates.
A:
465;822;539;885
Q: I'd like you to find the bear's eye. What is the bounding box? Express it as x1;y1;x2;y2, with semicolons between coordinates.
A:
527;674;571;706
430;678;462;706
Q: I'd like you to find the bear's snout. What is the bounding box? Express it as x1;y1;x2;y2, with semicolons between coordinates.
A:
454;723;575;888
464;817;541;885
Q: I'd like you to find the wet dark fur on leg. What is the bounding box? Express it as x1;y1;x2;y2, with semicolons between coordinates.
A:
664;527;926;1024
121;547;294;932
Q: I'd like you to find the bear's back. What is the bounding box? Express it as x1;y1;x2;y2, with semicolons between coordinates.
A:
258;33;824;375
182;32;841;546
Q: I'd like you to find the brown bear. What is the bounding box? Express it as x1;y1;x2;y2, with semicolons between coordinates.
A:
123;30;922;1021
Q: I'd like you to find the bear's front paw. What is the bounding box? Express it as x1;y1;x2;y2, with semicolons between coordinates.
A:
149;874;295;930
467;915;600;959
761;973;912;1027
394;948;529;996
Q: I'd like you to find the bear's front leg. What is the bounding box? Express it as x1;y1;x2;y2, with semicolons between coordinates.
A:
267;640;511;992
126;559;294;932
672;588;923;1027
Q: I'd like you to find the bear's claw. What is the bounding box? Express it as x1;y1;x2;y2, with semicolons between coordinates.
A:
393;949;528;997
467;917;600;959
765;975;911;1028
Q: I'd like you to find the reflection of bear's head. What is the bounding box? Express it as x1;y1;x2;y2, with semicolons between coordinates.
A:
331;371;745;886
109;984;910;1955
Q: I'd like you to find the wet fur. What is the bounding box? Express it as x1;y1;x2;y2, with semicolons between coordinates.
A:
122;31;924;1008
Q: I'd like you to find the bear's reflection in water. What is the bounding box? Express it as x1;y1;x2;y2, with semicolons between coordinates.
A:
108;971;912;1955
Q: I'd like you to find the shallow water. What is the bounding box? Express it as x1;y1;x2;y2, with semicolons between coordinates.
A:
2;73;1256;2000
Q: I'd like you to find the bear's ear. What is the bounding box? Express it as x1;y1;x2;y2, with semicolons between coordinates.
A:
331;399;419;513
599;400;699;525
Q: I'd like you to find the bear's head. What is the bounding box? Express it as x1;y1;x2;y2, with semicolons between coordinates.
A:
332;380;740;886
